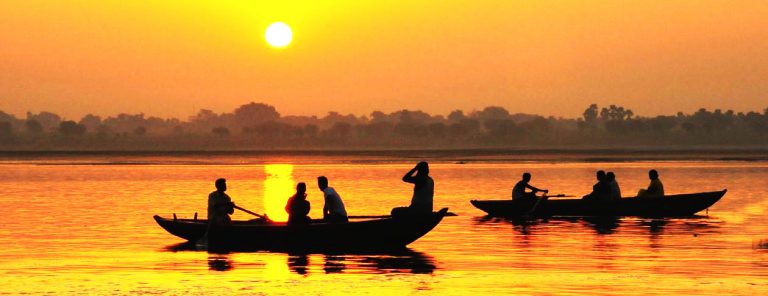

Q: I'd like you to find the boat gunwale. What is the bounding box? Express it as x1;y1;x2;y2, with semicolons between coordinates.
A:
470;189;727;204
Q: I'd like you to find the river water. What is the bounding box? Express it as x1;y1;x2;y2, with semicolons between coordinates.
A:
0;154;766;295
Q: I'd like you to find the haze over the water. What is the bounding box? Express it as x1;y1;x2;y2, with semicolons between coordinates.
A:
1;0;767;119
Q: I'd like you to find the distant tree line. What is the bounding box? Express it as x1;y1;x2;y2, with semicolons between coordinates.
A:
1;102;767;150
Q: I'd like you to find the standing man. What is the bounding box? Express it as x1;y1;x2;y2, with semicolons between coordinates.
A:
318;176;348;223
208;178;234;226
512;172;548;200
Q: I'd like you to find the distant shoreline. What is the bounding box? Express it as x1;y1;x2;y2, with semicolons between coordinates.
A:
1;148;767;163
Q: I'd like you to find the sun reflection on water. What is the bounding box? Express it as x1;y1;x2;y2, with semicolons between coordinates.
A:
263;164;294;222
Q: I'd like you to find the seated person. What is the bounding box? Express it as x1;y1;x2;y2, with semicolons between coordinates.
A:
606;172;622;200
318;176;348;223
285;182;311;224
208;178;234;226
637;169;665;198
392;162;434;217
512;172;548;200
583;170;611;201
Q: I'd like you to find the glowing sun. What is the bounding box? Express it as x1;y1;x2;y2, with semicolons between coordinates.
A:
265;22;293;48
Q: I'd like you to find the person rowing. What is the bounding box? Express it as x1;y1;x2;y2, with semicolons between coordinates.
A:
208;178;235;226
512;172;548;201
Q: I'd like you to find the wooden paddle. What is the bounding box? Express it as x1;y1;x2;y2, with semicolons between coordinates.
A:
523;192;573;217
349;212;458;219
542;194;573;198
525;192;572;217
526;195;549;217
233;204;268;220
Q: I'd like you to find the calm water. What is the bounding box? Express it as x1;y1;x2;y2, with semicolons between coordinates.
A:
1;155;767;295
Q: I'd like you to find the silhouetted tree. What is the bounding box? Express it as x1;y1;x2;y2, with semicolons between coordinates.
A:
246;121;283;139
59;120;86;136
597;105;634;134
449;119;480;138
370;111;387;122
25;120;44;134
0;121;12;138
212;126;229;137
1;101;768;149
484;119;519;139
394;122;429;138
447;110;466;122
600;105;633;121
648;116;677;134
363;121;392;138
79;114;102;131
134;126;147;136
321;112;361;128
281;124;304;138
474;106;511;122
327;122;352;139
519;116;551;134
96;124;111;139
27;111;61;131
428;122;446;138
0;111;18;126
234;102;280;126
303;124;319;138
583;104;599;122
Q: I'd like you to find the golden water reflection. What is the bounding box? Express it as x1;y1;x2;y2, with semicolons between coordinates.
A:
2;160;768;294
263;164;295;222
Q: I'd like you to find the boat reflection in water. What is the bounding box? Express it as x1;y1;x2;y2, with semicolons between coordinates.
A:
293;249;436;275
474;215;723;237
165;243;436;275
288;254;310;275
207;253;234;272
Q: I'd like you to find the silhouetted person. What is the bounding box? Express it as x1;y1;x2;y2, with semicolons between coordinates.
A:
637;169;665;198
512;172;548;200
583;170;611;201
286;182;311;225
318;176;348;223
208;178;234;226
392;162;434;216
606;172;622;200
404;161;434;212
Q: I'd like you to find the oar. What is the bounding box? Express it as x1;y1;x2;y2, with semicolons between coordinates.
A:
348;215;392;219
525;194;551;217
233;204;268;220
544;194;574;198
348;212;458;219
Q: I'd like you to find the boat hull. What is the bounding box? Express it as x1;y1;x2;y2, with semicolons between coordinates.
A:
154;208;448;251
471;190;726;217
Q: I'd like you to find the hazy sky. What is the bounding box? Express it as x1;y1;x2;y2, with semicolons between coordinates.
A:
1;0;767;119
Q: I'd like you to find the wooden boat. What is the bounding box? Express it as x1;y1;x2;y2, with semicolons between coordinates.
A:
154;208;449;251
470;190;726;217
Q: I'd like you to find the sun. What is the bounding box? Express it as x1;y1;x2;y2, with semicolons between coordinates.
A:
265;22;293;48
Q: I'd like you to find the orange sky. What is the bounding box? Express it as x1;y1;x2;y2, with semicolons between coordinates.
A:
1;0;767;119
